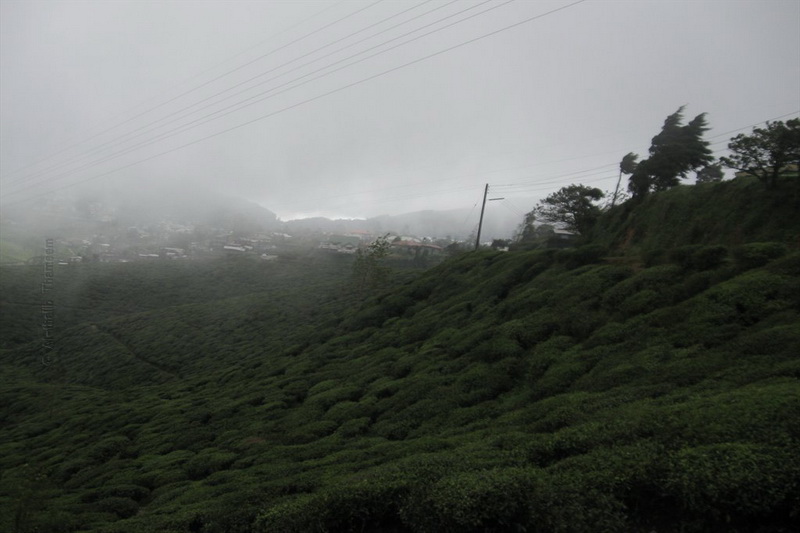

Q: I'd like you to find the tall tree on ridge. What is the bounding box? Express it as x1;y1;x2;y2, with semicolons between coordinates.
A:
612;152;639;207
526;184;605;235
721;118;800;189
628;107;713;198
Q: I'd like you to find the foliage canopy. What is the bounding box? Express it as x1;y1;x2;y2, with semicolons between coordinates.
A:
525;184;605;235
721;118;800;188
628;107;714;198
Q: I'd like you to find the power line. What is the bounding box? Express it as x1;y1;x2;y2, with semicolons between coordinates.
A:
277;169;617;216
17;1;782;214
461;201;480;229
4;0;573;202
499;199;527;219
5;0;440;186
246;108;800;215
493;163;618;188
0;0;358;180
5;0;512;196
707;110;799;140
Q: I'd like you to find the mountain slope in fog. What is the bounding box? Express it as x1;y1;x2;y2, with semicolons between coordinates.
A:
1;177;799;532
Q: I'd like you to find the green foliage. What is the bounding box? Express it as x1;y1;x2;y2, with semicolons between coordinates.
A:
554;244;607;268
592;176;800;253
1;187;799;532
184;449;238;480
733;241;788;270
663;443;799;518
721;118;800;188
402;467;543;532
93;496;140;518
611;152;639;207
525;184;605;235
668;244;729;271
695;163;724;183
628;107;713;197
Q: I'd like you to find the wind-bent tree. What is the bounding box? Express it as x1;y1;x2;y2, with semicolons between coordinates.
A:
526;184;605;235
720;118;800;189
612;152;639;207
629;107;713;198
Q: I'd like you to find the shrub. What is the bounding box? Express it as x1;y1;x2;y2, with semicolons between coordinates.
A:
317;481;409;532
560;309;606;340
668;245;704;269
733;242;788;270
284;420;339;444
257;479;410;533
467;336;523;363
766;250;800;276
324;400;372;424
87;435;131;462
641;248;667;267
336;417;371;438
81;484;150;503
693;270;791;326
306;385;362;411
184;449;238;480
281;380;311;404
662;443;799;520
255;494;321;532
690;244;729;271
515;311;560;348
381;399;445;437
401;467;543;532
674;271;713;302
526;335;575;384
619;289;666;317
556;245;608;269
584;321;630;348
532;355;586;399
541;443;664;529
602;264;681;311
452;362;516;406
93;496;139;518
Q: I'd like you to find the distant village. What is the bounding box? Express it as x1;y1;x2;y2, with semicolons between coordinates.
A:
10;213;461;266
1;193;520;266
41;226;458;266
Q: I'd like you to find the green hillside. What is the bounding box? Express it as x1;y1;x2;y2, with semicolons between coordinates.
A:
1;179;799;533
0;254;355;351
0;238;36;265
592;176;800;253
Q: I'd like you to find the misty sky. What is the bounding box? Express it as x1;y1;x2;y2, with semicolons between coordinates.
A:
1;0;798;221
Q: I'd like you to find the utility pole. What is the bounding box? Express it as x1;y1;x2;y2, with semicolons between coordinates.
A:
474;184;489;251
473;186;504;251
611;169;622;208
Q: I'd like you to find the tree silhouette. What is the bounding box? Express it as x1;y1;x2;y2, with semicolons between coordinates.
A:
721;118;800;189
612;152;639;207
527;184;604;235
629;107;713;198
695;164;724;184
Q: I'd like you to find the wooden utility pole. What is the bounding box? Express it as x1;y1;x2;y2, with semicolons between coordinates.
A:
474;184;489;251
611;169;622;208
